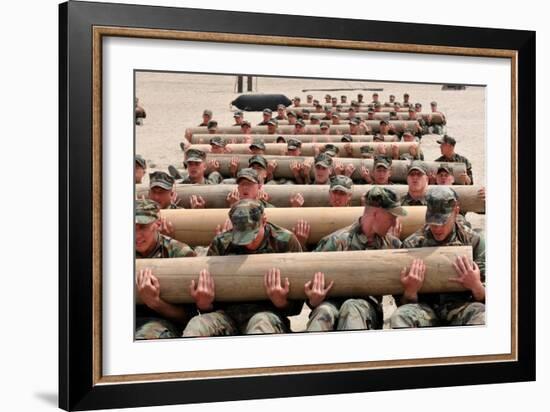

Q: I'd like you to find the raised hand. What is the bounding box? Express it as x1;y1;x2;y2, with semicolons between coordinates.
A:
264;268;290;309
304;271;334;308
189;269;215;311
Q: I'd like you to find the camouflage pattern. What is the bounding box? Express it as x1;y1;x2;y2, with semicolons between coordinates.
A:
206;120;218;130
135;317;180;340
390;301;485;328
249;155;268;170
209;136;226;147
408;161;427;175
226;199;264;245
179;171;223;185
136;233;196;259
373;155;392;169
136;199;160;224
341;134;353;142
314;153;333;168
149;171;174;190
400;152;425;161
425;186;458;225
185;148;207;164
323;144;339;157
330;175;353;194
287;138;302;149
360;145;375;158
250;139;266;150
236;168;260;184
135;154;147;169
182;311;238;337
364;186;407;216
400;192;427;206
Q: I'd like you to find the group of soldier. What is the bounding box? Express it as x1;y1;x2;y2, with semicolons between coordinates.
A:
134;92;485;340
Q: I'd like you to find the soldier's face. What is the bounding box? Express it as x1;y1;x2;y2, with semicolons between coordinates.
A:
295;125;304;133
250;165;267;183
234;116;242;123
250;147;264;155
429;212;456;241
329;190;352;207
380;125;389;134
349;124;358;133
440;143;454;157
314;165;331;183
331;98;337;105
404;134;415;142
407;171;428;192
372;95;379;102
287;148;301;156
237;180;260;200
202;114;211;123
135;221;158;254
369;209;397;236
135;165;145;184
187;161;205;179
288;117;296;124
436;171;455;185
277;108;285;116
321;127;329;134
210;145;224;154
149;187;172;209
373;166;391;184
263;113;271;121
267;125;277;133
241;125;251;133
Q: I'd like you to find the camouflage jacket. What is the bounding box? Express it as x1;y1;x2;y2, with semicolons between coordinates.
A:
207;222;303;323
136;233;196;259
434;153;474;184
400;192;427;207
399;152;425;161
400;221;485;306
179;171;223;185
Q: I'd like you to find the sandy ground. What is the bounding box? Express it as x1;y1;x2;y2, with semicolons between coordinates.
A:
136;72;486;331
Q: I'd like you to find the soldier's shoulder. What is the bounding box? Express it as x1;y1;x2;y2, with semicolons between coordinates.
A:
268;222;295;242
160;234;196;257
385;233;403;249
402;226;429;248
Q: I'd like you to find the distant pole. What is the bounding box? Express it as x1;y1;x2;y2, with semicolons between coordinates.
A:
247;76;253;92
237;76;243;93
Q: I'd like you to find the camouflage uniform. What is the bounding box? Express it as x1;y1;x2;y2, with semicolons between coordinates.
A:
435;135;474;184
390;187;486;328
148;171;181;209
180;148;223;184
135;199;198;340
182;200;304;337
308;187;406;332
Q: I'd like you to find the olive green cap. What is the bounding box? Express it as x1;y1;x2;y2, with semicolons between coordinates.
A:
426;186;458;225
149;171;175;191
363;187;407;217
209;136;226;147
330;175;353;194
341;134;353;142
437;135;457;146
437;163;453;174
185;148;206;164
374;155;392;169
314;153;333;168
229;199;265;245
323;144;339;157
236;168;261;184
135;154;147;169
135;199;160;224
407;161;427;175
206;120;218;129
287;138;302;150
249;154;268;170
249;139;266;150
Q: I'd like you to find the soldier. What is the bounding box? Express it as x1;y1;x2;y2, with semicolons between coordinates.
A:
258;108;273;126
226;168;275;208
286;138;302;156
360;155;393;185
407;106;427;137
324;94;332;103
293;119;306;135
314;103;323;113
429;101;447;135
384;94;397;107
135;199;198;339
248;154;277;185
301;109;311;121
209;136;228;154
357;93;365;104
331;96;338;107
308;153;333;185
275;104;288;121
434;135;473;184
360;145;375;159
322;105;333;120
349;118;362;135
322;143;339;157
198;109;212;127
399;139;424;161
135;98;146;125
379;119;396;136
400;162;429;206
390;186;485;328
306;94;314;104
319;121;331;135
310;116;321;125
135;154;147;184
232;110;244;126
266;118;278;135
341;134;353;143
180;148;223;186
435;163;454;185
182;199;304;336
293;96;302;107
240;120;252;136
366;107;375;121
403;93;411;107
287;111;298;125
249;139;266;155
148;171;179;210
341;95;348;104
331;112;341;125
414;102;422;113
307;187;406;332
206;120;218;134
328;175;354;207
371;93;380;105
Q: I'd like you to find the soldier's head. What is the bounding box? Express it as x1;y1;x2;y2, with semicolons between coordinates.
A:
287;138;302;156
228;199;267;250
206;120;218;134
324;94;332;103
402;131;415;142
293;96;301;106
322;143;339;158
437;135;456;157
135;154;147;184
426;186;460;241
436;164;455;185
430;101;438;112
236;168;262;200
408;106;417;118
362;187;407;236
294;119;305;133
379;119;390;134
407;161;429;194
233;110;244;124
403;93;410;102
267;118;278;134
367;107;375;120
276;135;286;144
372;93;379;102
248;155;268;183
287;111;297;124
276;104;286;117
349;118;360;134
374;102;382;112
319;121;330;134
314;153;333;184
209;136;227;154
148;171;175;209
331;96;338;106
341;134;353;143
373;156;392;184
262;108;273;122
341;95;347;103
135;199;161;254
329;175;353;207
310;116;320;125
249;139;266;155
202;109;212;124
240;120;251;133
307;94;313;103
389;94;396;103
324;105;333;115
415;102;422;112
331;112;341;124
184;148;207;182
357;93;364;102
360;145;375;159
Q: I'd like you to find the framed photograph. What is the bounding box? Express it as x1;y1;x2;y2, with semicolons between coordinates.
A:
59;1;535;410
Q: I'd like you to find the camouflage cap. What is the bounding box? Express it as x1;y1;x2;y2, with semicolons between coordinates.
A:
320;121;330;129
209;136;226;147
277;104;286;110
367;107;374;113
389;94;395;98
206;120;218;129
379;119;388;125
415;102;422;108
287;110;296;117
249;139;266;150
404;93;410;97
330;175;353;194
135;154;147;169
203;109;212;116
287;138;302;150
233;110;243;117
302;108;310;114
135;199;160;224
185;148;206;163
263;108;273;114
295;119;305;127
436;135;457;146
331;112;340;118
229;199;265;245
341;134;353;142
294;96;301;101
241;120;251;127
267;119;278;126
374;155;392;169
357;93;363;97
360;145;375;155
426;186;458;225
314;153;333;168
249;154;268;169
408;161;427;175
374;102;382;108
149;171;175;190
408;106;416;112
323;144;339;156
430;101;438;106
324;105;332;111
276;135;286;143
437;163;453;174
236;167;261;184
349;118;360;125
307;94;313;99
363;187;407;216
325;94;331;98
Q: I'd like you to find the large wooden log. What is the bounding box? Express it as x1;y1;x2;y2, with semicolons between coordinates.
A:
159;206;426;246
135;246;472;303
189;142;417;157
184;121;421;140
190;133;398;144
201;154;467;184
136;184;484;213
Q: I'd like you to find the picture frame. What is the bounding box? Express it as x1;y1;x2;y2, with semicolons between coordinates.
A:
59;1;536;410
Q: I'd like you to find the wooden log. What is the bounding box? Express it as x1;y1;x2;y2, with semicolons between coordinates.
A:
189;142;417;157
136;184;485;213
159;206;426;246
201;154;467;184
135;246;472;303
184;121;421;140
190;133;398;144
